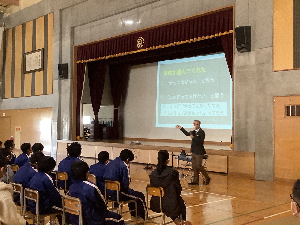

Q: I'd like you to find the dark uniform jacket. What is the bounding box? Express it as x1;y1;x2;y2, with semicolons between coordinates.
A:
149;166;185;220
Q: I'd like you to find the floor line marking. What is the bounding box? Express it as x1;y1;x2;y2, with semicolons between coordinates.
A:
264;209;291;219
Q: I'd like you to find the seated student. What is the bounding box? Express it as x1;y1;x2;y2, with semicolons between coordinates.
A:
58;142;82;189
28;156;62;224
89;151;109;194
4;139;16;165
32;143;44;153
13;151;45;204
0;148;15;183
15;143;32;168
103;149;146;220
0;155;27;225
69;161;124;225
149;150;191;225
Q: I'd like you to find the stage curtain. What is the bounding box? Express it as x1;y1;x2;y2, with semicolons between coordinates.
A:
76;7;233;63
221;33;233;78
76;62;86;137
87;61;107;140
109;63;130;139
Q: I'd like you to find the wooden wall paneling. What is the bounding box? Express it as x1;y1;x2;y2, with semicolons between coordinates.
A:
4;29;12;98
14;25;22;98
274;0;293;71
24;21;33;96
47;13;53;94
35;16;44;96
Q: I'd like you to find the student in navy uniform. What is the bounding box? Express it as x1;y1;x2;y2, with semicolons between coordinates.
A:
13;151;44;204
69;161;124;225
103;149;146;220
28;156;62;224
58;142;82;189
89;151;109;194
4;140;16;165
14;143;32;168
32;143;44;153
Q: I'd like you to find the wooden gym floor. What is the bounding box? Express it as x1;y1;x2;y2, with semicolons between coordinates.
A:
128;163;298;225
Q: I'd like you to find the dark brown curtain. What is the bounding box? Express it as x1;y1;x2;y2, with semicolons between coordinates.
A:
76;7;233;63
76;62;86;137
109;64;130;139
221;33;233;78
87;61;107;140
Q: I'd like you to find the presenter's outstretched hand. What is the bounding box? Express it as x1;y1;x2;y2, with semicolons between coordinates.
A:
175;125;182;129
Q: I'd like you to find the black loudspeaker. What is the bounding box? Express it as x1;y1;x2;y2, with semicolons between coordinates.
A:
58;63;68;79
235;26;251;52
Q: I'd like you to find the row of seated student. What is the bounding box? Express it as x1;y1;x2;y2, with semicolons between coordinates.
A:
7;140;191;225
0;140;44;184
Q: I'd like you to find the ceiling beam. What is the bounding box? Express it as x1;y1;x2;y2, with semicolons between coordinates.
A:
0;0;19;6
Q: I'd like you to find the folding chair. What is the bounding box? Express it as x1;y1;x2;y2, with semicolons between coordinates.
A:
145;185;183;225
104;180;137;224
87;174;97;184
11;182;24;215
23;188;62;225
55;171;68;194
62;195;83;225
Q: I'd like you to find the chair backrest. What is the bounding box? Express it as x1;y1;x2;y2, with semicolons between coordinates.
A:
24;188;39;219
11;183;23;214
105;180;121;202
87;174;97;184
11;164;19;172
146;185;164;213
62;195;83;225
105;180;120;191
56;171;68;192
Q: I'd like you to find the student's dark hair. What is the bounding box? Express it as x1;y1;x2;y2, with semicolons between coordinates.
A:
30;152;45;164
20;143;31;153
67;142;82;157
71;161;89;181
98;151;109;163
0;156;8;168
156;150;169;175
4;140;14;148
0;141;2;146
38;156;56;173
32;143;44;153
293;179;300;205
0;148;11;158
119;149;134;162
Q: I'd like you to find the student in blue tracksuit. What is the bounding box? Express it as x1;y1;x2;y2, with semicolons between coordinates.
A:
14;143;32;168
0;148;14;183
28;156;62;224
13;151;44;204
58;142;82;189
89;151;109;195
69;161;124;225
103;149;146;220
32;143;44;153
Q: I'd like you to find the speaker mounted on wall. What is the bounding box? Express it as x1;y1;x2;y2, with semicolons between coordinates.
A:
235;26;251;53
58;63;68;79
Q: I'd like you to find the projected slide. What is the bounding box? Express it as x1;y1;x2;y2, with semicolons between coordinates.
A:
156;53;232;129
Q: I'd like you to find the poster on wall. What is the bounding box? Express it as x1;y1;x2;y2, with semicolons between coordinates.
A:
23;48;44;73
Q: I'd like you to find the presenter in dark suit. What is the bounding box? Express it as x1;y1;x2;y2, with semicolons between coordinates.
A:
176;120;211;185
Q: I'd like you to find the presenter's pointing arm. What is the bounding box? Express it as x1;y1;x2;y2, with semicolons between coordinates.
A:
176;125;190;136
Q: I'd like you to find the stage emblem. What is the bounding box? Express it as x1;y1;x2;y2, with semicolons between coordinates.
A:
137;37;145;48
